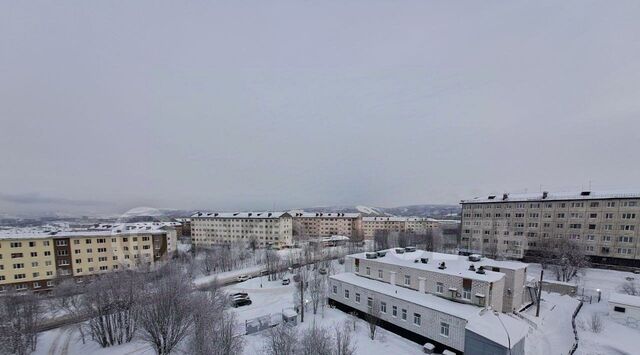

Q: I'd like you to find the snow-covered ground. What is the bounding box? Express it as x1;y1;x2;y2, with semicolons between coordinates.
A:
575;300;640;355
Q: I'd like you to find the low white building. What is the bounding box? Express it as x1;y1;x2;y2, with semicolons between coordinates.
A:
609;293;640;328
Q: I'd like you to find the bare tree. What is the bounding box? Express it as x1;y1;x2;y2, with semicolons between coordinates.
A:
84;271;142;347
589;312;604;333
190;292;243;355
0;291;41;355
262;324;298;355
199;248;216;276
264;249;281;281
373;231;389;251
308;271;325;315
299;323;333;355
334;321;357;355
138;267;196;355
551;239;589;282
365;298;380;340
49;279;87;344
619;280;639;295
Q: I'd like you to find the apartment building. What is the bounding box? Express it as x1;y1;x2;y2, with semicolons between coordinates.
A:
291;212;362;240
362;216;439;239
190;212;293;248
461;191;640;267
329;248;528;354
0;224;178;293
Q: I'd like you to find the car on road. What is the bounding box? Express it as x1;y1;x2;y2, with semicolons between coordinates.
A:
260;269;269;276
282;278;290;285
237;275;250;282
231;298;252;308
318;268;327;275
231;292;249;299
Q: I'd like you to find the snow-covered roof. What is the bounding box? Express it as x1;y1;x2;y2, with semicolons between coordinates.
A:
363;216;410;222
462;190;640;204
0;223;172;240
320;235;350;242
350;249;527;281
609;293;640;308
465;310;529;348
290;212;361;218
331;272;481;320
191;211;291;219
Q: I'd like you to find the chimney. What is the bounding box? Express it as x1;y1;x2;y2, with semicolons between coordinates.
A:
542;191;549;199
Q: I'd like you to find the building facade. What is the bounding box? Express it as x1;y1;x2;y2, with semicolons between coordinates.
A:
461;191;640;266
0;225;178;293
291;212;362;240
191;212;293;248
329;248;528;354
362;217;439;239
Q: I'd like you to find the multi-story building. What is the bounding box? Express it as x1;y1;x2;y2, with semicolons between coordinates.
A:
362;216;439;239
291;212;362;240
460;191;640;267
329;248;529;354
0;224;178;293
190;212;293;248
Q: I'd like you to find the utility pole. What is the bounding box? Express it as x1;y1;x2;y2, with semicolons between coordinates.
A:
536;269;544;317
300;274;305;323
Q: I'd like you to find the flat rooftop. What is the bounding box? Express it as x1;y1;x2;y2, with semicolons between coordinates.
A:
0;222;176;240
191;211;290;219
350;248;527;282
462;190;640;204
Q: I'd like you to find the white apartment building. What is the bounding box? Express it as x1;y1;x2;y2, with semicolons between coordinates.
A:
362;217;439;239
291;212;362;240
461;191;640;267
329;248;529;354
190;212;293;248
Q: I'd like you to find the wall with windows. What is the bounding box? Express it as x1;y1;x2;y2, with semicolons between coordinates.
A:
0;238;56;292
329;278;468;352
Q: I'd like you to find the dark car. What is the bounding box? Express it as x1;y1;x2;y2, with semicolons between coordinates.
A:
282;278;290;285
231;292;249;299
231;298;252;308
318;268;327;275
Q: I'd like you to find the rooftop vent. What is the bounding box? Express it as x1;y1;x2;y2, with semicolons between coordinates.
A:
365;252;378;259
468;254;482;262
214;213;219;217
581;191;591;196
395;248;405;254
248;213;252;217
502;193;509;200
476;266;486;274
438;262;446;270
542;191;549;199
414;259;420;263
376;251;387;257
405;246;416;252
268;213;272;217
420;257;429;264
488;195;496;200
233;213;239;216
469;264;476;271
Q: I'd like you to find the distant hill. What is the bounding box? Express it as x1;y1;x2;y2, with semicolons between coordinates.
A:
298;204;460;219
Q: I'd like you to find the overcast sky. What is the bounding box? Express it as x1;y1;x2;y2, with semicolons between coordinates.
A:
1;0;640;216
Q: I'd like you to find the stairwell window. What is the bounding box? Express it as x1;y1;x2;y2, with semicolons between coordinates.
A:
440;322;450;337
404;275;411;286
413;313;421;326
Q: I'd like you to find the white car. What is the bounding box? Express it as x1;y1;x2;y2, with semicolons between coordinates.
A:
237;275;250;282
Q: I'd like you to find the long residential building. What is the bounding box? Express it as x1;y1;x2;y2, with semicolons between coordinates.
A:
362;216;440;239
190;212;293;248
461;190;640;267
329;248;529;354
291;212;362;240
0;223;179;293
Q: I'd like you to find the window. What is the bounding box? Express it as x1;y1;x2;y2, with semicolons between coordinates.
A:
366;267;370;276
31;261;38;267
44;251;51;256
344;290;349;299
378;269;383;279
380;302;387;313
85;239;92;244
614;306;626;313
14;274;26;280
97;248;107;253
10;242;22;248
436;282;444;294
404;275;411;286
355;293;360;303
11;253;23;258
55;240;67;246
29;241;35;247
74;240;80;245
440;322;450;337
401;309;407;321
413;313;421;326
332;285;337;294
13;263;24;269
392;305;397;317
606;202;616;207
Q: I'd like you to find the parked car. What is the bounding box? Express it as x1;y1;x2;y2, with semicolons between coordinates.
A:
282;278;291;285
231;292;249;299
260;269;269;276
231;298;252;308
237;275;250;282
318;268;327;275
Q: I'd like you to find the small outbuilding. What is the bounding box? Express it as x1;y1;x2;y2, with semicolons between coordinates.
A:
609;293;640;328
